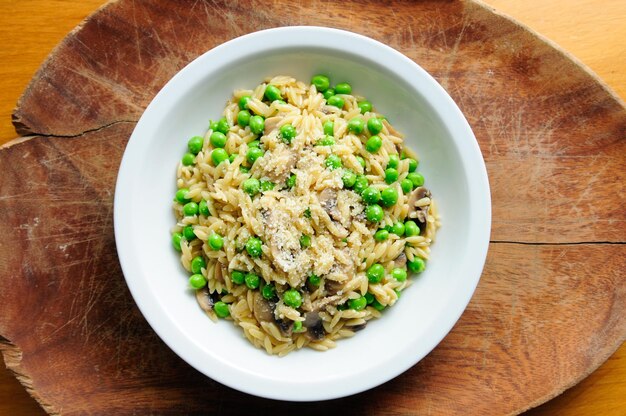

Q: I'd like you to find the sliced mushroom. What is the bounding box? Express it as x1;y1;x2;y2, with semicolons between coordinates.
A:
407;186;432;224
303;311;325;340
393;252;407;269
319;188;342;222
325;279;345;296
195;287;219;313
275;319;293;337
252;292;275;323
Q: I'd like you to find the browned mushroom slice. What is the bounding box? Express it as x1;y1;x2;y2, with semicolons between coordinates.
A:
195;287;219;313
275;319;294;337
318;188;342;222
407;186;432;223
303;311;325;340
325;279;345;296
309;294;342;312
252;292;275;323
393;252;407;269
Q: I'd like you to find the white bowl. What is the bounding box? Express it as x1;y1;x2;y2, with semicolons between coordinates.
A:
114;26;491;401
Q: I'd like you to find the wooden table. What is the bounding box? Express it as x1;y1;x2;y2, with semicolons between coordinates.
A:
0;1;623;414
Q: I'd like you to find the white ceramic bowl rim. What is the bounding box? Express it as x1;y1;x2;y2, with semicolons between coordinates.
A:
114;26;491;401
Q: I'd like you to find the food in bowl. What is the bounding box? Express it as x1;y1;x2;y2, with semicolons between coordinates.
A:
171;75;440;355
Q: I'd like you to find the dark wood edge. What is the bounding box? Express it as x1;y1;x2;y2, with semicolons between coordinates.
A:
0;335;59;415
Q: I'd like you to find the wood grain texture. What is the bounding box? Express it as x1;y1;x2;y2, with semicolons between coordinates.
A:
0;0;624;415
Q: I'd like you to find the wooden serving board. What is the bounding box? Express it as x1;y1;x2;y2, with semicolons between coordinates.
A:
1;0;624;414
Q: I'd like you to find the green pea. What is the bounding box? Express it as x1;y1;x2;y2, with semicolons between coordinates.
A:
211;148;229;166
381;187;398;207
189;274;207;289
322;88;335;99
316;135;335;146
239;165;250;173
342;170;357;188
334;82;352;95
372;299;386;311
353;175;369;194
347;117;365;134
365;135;382;153
356;155;366;169
361;187;381;204
191;256;206;274
357;100;372;114
238;95;251;110
384;168;399;184
364;292;375;305
172;232;183;251
311;75;330;92
182;152;195;166
262;284;277;300
216;117;230;135
293;320;304;332
408;257;426;273
260;180;275;192
175;188;190;203
300;234;311;248
367;263;385;283
325;154;342;170
408;158;418;172
367;117;383;135
323;120;334;136
210;131;227;148
401;178;414;193
249;115;265;135
243;178;260;196
327;95;344;109
304;208;312;219
395;289;401;299
231;270;245;285
229;154;237;164
208;233;224;251
188;136;204;155
214;301;230;318
247;147;264;165
390;222;405;236
407;172;424;187
245;272;260;289
183;202;199;216
237;110;251;127
280;124;296;143
308;274;321;286
366;204;384;222
209;120;219;131
264;85;282;102
246;237;263;258
388;154;399;169
374;229;389;241
286;174;296;189
248;140;261;148
392;268;407;282
404;220;420;237
283;289;302;308
348;296;367;311
199;200;210;216
183;225;196;241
